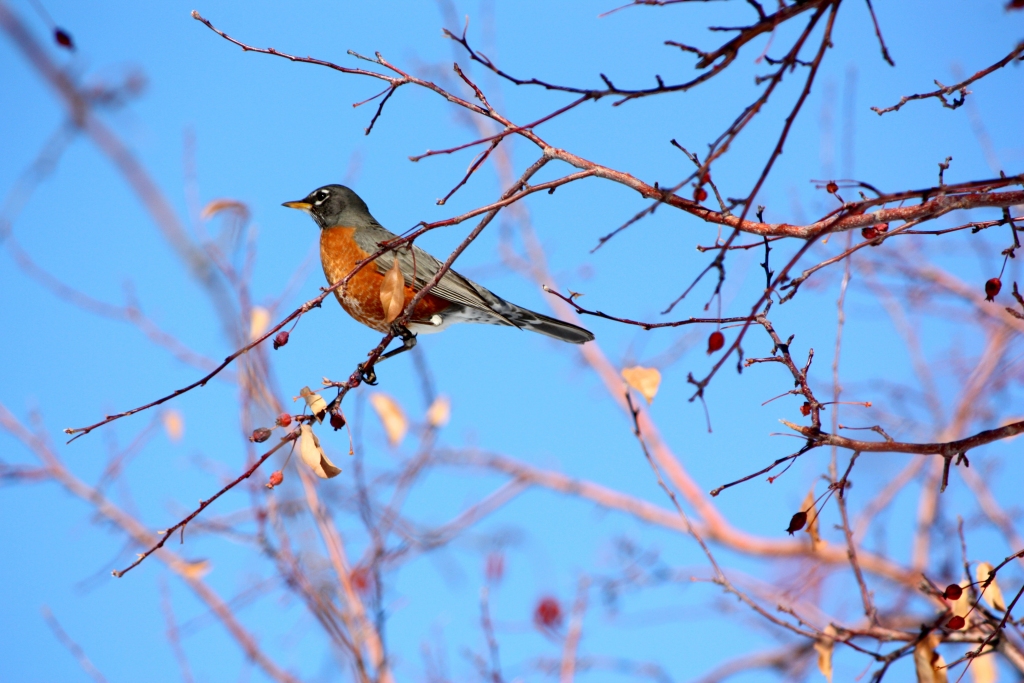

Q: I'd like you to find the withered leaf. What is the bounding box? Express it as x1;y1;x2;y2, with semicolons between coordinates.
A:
969;645;996;683
802;489;820;550
249;306;271;340
976;562;1005;611
175;558;211;580
369;392;408;446
621;366;661;404
913;634;948;683
426;395;451;428
299;386;328;423
200;198;249;220
298;424;342;479
162;409;184;443
814;625;836;683
380;259;405;324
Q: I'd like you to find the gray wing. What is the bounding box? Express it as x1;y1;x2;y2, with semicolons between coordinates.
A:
353;222;518;325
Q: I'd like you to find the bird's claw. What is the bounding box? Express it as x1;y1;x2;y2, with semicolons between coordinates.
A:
358;362;378;386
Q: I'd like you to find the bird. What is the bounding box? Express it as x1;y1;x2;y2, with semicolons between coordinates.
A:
282;184;593;378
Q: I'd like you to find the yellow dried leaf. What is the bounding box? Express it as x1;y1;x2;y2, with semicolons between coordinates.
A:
803;488;820;550
622;366;661;404
201;198;249;220
298;424;342;479
177;559;211;580
426;395;451;428
934;652;949;683
976;562;1005;611
369;393;407;446
914;634;948;683
162;410;184;442
299;386;327;423
969;647;997;683
249;306;271;340
380;259;405;324
814;625;836;683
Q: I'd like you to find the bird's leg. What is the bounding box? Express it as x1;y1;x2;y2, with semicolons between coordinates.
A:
357;325;417;385
379;324;418;361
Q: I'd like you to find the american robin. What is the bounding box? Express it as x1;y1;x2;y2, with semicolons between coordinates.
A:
283;184;593;374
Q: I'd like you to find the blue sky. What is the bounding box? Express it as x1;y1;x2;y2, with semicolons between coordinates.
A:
2;1;1023;682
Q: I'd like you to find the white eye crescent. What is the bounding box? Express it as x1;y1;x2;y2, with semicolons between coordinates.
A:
314;190;330;206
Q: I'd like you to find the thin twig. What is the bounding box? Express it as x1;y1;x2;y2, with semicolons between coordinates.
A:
113;432;298;577
872;41;1024;115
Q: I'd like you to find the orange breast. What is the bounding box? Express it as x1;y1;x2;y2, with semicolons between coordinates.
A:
320;226;452;333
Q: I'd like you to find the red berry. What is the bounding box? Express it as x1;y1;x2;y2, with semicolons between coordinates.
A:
330;411;346;431
946;615;966;630
863;223;888;246
707;330;725;354
273;330;290;349
54;29;74;50
699;171;711;185
693;187;708;202
250;427;272;443
786;511;807;535
944;584;963;600
534;597;562;629
275;413;292;428
266;470;284;488
800;402;811;416
826;181;838;194
985;278;1001;301
351;567;373;595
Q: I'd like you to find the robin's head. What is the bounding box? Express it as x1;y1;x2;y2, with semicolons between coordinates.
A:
282;184;371;229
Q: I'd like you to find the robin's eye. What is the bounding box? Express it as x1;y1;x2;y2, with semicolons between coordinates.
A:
314;190;330;205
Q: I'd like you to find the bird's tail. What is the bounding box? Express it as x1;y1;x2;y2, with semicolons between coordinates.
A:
490;299;595;344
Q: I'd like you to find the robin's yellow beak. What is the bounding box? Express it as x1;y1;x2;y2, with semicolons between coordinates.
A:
282;201;313;211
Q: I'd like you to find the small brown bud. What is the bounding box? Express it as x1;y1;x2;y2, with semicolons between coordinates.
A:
485;552;505;584
275;413;292;428
946;615;965;630
800;402;811;416
985;278;1001;301
329;411;346;431
273;330;290;349
944;583;963;600
250;427;272;443
786;511;807;535
54;28;74;50
706;330;724;354
266;470;284;488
